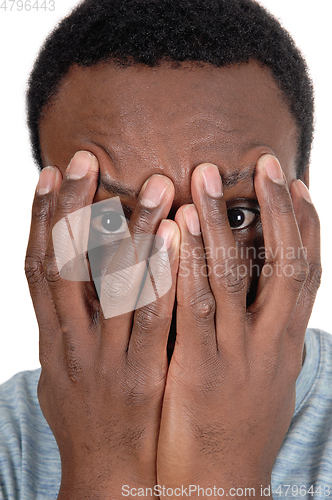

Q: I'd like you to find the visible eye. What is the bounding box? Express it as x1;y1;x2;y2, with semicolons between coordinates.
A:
227;207;258;230
90;211;128;235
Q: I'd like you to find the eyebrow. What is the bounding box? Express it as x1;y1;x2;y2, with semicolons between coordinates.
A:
222;166;254;189
99;177;138;199
98;166;254;198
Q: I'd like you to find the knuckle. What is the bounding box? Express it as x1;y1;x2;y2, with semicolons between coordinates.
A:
148;251;172;282
56;183;86;215
306;262;323;294
289;257;309;282
25;255;44;285
220;264;247;294
205;204;228;228
190;292;216;320
284;257;309;292
31;196;53;222
102;271;133;302
268;193;294;216
43;253;62;283
135;302;171;334
131;209;156;236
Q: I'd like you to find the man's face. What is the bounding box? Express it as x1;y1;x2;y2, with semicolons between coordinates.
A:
39;60;301;344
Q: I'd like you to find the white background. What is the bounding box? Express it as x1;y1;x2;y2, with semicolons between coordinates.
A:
0;1;331;384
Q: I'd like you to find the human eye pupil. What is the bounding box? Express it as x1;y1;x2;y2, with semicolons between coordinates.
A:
101;211;123;232
228;208;245;228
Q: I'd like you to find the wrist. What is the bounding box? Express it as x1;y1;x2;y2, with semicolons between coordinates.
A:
58;468;158;500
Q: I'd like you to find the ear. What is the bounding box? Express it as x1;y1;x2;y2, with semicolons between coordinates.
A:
300;165;310;188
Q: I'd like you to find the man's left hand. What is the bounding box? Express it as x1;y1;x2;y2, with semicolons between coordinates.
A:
157;155;321;498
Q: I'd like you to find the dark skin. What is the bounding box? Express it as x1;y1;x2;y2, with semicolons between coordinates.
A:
25;60;321;499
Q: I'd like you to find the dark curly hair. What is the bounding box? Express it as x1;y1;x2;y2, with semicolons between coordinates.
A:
27;0;314;177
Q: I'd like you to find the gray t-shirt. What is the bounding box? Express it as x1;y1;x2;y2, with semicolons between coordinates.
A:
0;329;331;499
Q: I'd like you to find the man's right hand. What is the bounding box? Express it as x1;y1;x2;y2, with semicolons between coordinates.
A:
24;151;179;499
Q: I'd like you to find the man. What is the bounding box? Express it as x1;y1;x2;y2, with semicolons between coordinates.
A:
0;0;331;499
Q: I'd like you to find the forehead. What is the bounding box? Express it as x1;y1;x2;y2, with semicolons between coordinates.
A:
39;61;298;202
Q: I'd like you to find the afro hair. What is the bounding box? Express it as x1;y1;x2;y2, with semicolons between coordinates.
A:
27;0;314;177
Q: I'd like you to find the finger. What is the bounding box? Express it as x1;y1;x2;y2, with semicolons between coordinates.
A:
190;163;246;347
286;180;322;346
100;174;175;352
43;151;100;343
127;219;180;369
25;167;62;360
172;204;217;362
251;155;309;337
25;167;62;328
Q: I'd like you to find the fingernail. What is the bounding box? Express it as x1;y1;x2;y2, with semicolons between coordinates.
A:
66;151;97;179
296;180;313;204
183;204;201;236
37;166;56;195
200;164;223;198
259;155;285;185
156;220;175;251
141;175;169;208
